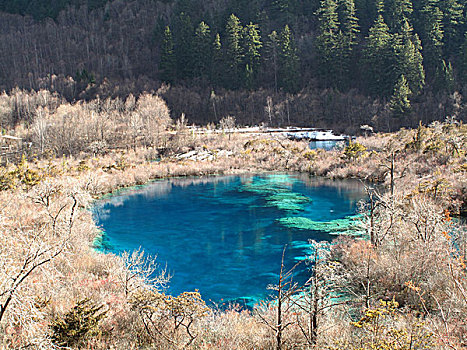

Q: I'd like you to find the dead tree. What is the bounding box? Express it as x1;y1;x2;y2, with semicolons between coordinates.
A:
292;240;349;348
256;246;301;350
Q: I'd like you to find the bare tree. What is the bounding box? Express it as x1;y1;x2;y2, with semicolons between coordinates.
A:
292;241;349;347
32;107;49;155
134;93;172;148
265;96;274;126
256;247;301;350
130;289;208;349
0;228;65;323
118;248;170;297
1;181;85;325
219;115;236;140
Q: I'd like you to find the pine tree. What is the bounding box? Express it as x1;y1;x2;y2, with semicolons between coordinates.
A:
256;9;271;37
271;0;294;27
418;0;444;79
211;33;224;87
264;30;280;92
225;14;244;89
390;74;411;117
434;59;455;92
230;0;261;24
438;0;463;58
354;0;378;34
278;25;300;92
339;0;360;46
396;20;425;95
315;0;340;87
461;33;467;84
384;0;413;32
337;0;360;88
364;14;396;95
159;26;176;83
243;22;263;89
193;21;212;78
174;12;195;80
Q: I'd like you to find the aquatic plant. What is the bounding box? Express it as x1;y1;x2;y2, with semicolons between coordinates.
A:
265;192;311;212
277;215;364;236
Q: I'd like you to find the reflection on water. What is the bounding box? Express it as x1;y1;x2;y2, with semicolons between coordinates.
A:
93;174;365;306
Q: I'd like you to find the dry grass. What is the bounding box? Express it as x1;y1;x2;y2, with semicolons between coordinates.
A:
0;120;466;349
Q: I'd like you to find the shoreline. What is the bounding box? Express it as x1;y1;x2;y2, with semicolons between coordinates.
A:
2;124;466;349
90;171;367;307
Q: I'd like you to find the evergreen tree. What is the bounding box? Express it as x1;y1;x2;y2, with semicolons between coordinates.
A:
438;0;463;59
338;0;360;88
243;22;263;89
384;0;413;32
255;9;271;38
461;33;467;84
211;33;224;87
271;0;294;27
364;14;396;95
315;0;340;87
159;26;176;83
278;25;300;92
264;30;280;92
390;74;411;116
434;59;455;92
339;0;360;46
396;20;425;95
354;0;378;34
229;0;261;24
193;21;212;78
225;14;244;89
174;12;195;80
418;0;444;79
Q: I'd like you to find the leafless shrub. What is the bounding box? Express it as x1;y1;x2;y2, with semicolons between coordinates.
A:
117;248;170;297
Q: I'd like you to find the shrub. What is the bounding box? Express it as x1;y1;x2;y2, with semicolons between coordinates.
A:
330;299;434;350
51;298;107;348
303;149;318;161
130;290;209;348
0;155;42;190
343;140;367;161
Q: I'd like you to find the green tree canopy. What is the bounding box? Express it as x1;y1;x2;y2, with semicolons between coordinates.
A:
395;20;425;95
193;21;212;78
390;74;411;117
315;0;340;87
225;14;244;89
278;25;300;92
364;14;396;96
243;22;263;88
159;26;176;83
174;12;195;80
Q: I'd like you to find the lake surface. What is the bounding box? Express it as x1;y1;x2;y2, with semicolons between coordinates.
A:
308;140;346;150
93;174;364;306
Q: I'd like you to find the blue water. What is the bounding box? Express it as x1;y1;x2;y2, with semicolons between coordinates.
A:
309;140;346;150
93;174;364;306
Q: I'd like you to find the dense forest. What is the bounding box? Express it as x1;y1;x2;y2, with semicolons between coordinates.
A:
0;0;466;130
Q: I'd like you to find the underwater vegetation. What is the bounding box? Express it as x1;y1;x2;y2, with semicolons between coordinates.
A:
277;215;364;236
94;174;364;304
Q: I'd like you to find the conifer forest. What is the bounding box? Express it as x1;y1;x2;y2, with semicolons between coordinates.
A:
0;0;466;129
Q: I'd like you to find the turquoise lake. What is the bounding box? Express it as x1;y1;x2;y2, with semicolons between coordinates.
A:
93;173;364;306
